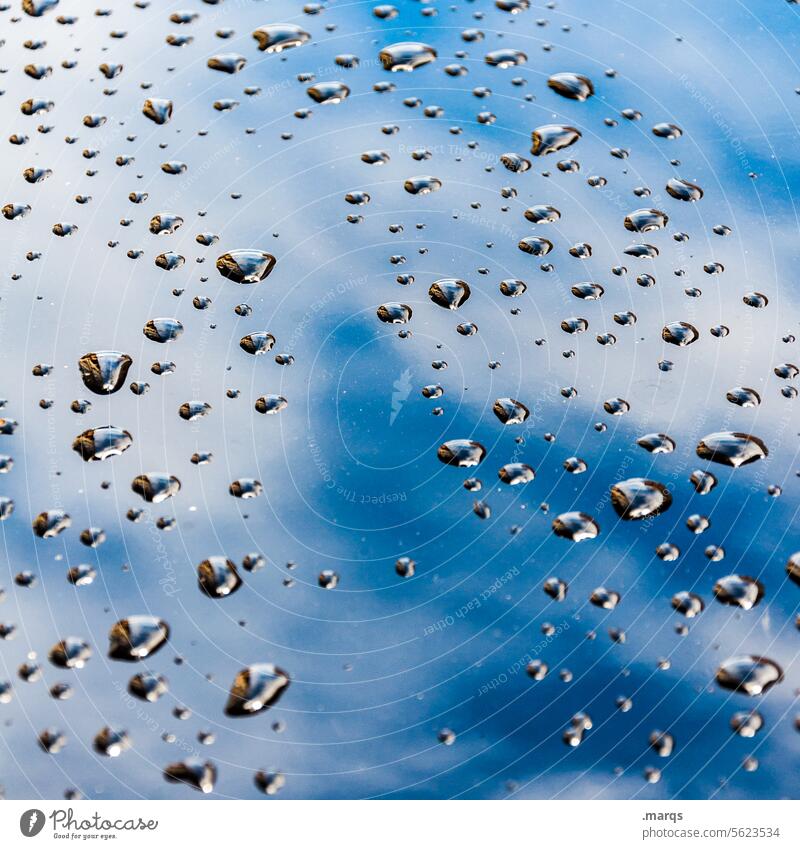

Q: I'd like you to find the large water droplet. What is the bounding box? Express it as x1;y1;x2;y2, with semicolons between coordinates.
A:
216;250;276;283
252;24;311;53
715;656;783;696
198;557;243;599
498;463;535;485
493;397;529;425
672;591;704;617
78;351;132;395
379;42;437;72
144;318;184;343
72;426;132;461
485;48;527;68
666;178;704;201
437;439;486;467
610;478;672;520
108;616;169;661
225;663;290;716
164;759;216;794
429;278;471;309
94;727;131;758
240;331;276;355
131;473;181;503
49;637;91;669
129;672;168;703
662;321;699;346
547;72;594;101
624;208;669;232
207;53;247;74
307;81;350;104
552;511;600;541
142;98;173;125
531;124;581;155
636;433;675;454
404;175;442;195
713;575;764;610
377;303;412;323
32;510;71;539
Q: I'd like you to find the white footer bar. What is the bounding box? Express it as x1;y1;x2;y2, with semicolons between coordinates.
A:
1;800;797;847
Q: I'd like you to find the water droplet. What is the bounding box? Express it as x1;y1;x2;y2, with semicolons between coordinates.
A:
690;469;717;494
307;81;350;104
128;672;168;702
498;463;535;485
255;395;288;414
229;478;263;498
624;208;669;232
78;351;132;395
547;72;594;101
666;178;703;201
696;432;768;467
198;557;243;599
379;42;437;72
131;473;181;503
377;303;412;323
726;386;760;408
144;318;184;343
500;153;531;173
225;664;290;716
109;616;169;661
671;591;704;617
531;124;581;155
493;397;529;424
610;478;672;520
72;426;132;461
32;510;71;538
164;759;216;794
743;291;769;308
142;98;173;125
590;587;620;609
662;321;699;346
429;278;471;309
485;48;527;69
150;213;184;235
649;730;675;757
730;711;763;738
636;433;675;454
252;24;311;53
403;175;442;195
240;331;276;355
207;53;247;74
571;282;604;300
563;712;592;746
652;122;683;139
716;656;783;696
49;637;91;669
713;575;764;610
255;771;286;795
395;557;415;578
217;250;277;283
518;236;553;256
94;727;131;757
552;511;600;541
437;439;486;467
39;728;67;754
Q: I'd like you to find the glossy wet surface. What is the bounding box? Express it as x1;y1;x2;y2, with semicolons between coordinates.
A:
1;0;799;800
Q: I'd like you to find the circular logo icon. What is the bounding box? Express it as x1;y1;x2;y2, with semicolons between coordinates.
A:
19;809;46;837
